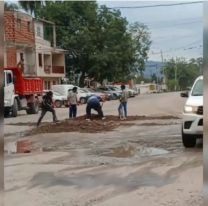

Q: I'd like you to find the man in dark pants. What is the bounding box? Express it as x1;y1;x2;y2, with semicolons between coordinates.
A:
37;91;59;127
67;87;78;119
86;95;105;120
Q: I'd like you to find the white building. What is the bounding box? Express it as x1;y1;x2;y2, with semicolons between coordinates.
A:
34;19;66;90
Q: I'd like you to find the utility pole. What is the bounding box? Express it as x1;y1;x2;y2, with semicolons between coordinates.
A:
156;64;158;84
174;58;177;91
160;50;165;84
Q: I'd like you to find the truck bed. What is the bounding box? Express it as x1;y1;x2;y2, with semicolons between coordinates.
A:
5;67;43;96
19;78;43;95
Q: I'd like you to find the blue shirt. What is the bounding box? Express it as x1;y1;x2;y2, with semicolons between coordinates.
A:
87;95;101;105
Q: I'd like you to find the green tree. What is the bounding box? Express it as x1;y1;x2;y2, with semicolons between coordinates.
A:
88;6;135;84
18;0;43;16
164;57;201;91
129;22;152;76
151;73;157;83
4;2;19;11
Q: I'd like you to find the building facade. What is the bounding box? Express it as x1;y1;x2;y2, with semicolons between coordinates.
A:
4;11;66;90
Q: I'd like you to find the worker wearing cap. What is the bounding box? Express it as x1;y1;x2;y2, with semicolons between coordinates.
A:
37;91;59;127
86;95;105;120
67;87;78;119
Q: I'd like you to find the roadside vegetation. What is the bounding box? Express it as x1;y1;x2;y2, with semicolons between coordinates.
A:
164;57;202;91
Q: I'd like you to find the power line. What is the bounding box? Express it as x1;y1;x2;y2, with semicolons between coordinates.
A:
107;1;203;10
150;40;202;55
148;20;202;29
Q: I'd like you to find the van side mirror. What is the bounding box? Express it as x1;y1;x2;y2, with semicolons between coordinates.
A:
180;91;189;98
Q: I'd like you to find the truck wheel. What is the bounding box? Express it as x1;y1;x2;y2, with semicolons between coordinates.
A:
54;100;62;108
26;101;39;114
4;108;10;117
80;97;86;104
182;130;196;148
11;99;18;117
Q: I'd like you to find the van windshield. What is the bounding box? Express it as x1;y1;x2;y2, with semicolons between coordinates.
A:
192;79;203;96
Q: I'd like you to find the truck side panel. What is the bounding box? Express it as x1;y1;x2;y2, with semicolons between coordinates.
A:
4;67;43;96
22;78;43;95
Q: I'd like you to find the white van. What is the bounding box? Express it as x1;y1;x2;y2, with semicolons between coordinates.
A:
52;84;74;96
52;84;90;104
181;76;203;147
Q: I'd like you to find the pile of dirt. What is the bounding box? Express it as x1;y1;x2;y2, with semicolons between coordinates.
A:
25;115;180;135
29;119;133;135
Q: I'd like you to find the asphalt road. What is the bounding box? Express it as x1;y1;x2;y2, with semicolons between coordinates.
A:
4;92;203;206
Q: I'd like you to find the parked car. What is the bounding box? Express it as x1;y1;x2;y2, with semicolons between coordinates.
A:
97;87;121;100
52;91;66;108
83;88;109;101
77;88;91;104
109;85;136;97
181;75;203;147
126;88;136;97
43;90;66;108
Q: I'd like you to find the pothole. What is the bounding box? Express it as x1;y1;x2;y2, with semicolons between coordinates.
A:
99;145;169;158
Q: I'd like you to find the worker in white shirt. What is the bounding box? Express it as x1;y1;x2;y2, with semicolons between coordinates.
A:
118;85;129;120
67;87;78;119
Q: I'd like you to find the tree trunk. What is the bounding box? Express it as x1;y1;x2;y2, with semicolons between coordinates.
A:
79;72;85;87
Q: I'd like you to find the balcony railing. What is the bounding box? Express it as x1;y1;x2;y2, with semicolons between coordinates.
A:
44;65;51;74
52;66;65;74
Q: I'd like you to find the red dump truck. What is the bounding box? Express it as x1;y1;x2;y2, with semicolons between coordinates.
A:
4;67;43;117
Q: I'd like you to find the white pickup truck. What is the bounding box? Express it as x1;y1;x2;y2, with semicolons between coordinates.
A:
181;75;203;147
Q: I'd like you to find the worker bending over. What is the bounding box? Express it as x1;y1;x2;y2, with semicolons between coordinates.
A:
86;95;105;120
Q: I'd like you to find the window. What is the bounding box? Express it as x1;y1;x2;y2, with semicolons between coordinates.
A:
6;73;13;84
20;53;24;61
38;53;42;67
192;79;203;96
27;21;32;32
17;19;21;30
48;81;51;90
44;81;48;90
37;26;41;37
44;81;51;90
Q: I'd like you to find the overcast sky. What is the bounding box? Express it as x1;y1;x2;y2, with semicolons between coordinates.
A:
98;1;203;62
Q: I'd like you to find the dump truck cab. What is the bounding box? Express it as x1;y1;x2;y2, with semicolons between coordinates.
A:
4;67;43;117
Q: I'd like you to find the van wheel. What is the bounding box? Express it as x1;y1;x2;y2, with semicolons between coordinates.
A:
11;99;18;117
54;100;62;108
182;130;196;148
80;97;86;104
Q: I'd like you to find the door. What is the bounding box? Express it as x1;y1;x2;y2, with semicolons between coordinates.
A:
4;71;15;107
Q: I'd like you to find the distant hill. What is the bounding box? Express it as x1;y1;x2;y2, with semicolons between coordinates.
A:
143;61;165;79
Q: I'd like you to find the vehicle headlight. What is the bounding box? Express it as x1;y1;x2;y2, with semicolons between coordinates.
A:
184;105;198;113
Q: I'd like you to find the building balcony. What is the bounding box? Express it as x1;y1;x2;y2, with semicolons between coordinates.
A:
24;64;36;76
44;65;51;74
52;66;64;74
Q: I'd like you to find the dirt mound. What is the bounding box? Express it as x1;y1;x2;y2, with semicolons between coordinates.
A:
29;119;133;135
25;115;180;135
